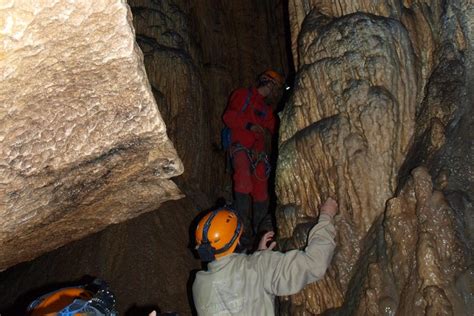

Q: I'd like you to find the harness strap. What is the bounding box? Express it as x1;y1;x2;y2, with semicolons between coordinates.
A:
240;88;253;113
230;143;271;180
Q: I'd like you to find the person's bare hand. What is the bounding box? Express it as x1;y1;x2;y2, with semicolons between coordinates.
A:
149;311;157;316
258;231;277;250
320;197;338;218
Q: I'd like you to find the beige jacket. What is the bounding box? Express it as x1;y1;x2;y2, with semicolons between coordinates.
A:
192;214;336;315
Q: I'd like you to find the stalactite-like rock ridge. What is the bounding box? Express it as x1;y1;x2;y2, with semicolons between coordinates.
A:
277;0;472;314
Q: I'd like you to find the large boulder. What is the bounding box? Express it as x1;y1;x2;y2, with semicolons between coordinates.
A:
0;0;183;271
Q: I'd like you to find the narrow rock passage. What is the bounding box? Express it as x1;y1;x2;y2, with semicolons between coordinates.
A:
0;1;472;315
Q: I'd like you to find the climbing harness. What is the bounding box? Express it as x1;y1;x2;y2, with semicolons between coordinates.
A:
230;143;271;181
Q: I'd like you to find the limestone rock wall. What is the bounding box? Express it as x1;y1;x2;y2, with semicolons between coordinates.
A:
277;0;473;314
0;1;183;272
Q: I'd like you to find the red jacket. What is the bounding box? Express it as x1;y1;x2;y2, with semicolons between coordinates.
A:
223;87;276;152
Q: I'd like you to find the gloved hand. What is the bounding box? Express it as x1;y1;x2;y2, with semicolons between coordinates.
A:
249;124;272;153
249;123;265;134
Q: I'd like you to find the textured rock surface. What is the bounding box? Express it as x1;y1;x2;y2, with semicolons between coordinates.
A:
0;1;183;271
380;168;466;316
278;12;418;312
277;0;473;314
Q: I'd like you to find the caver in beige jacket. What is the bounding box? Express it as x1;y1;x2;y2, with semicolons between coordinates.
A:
192;214;336;315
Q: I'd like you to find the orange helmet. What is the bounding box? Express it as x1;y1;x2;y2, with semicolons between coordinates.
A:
27;279;117;316
195;208;243;261
28;287;93;315
259;69;285;87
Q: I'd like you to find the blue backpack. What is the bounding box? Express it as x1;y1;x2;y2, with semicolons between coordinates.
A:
221;88;253;150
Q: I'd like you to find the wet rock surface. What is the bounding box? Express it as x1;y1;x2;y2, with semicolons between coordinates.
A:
0;1;183;272
277;0;473;314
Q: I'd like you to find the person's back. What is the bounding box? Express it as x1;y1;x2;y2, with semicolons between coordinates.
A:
192;199;337;315
193;254;273;315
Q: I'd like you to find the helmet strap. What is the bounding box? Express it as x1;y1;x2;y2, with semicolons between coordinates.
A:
197;242;216;262
197;211;218;261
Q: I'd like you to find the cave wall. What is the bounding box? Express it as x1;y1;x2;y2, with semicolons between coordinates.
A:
277;0;473;314
0;1;289;315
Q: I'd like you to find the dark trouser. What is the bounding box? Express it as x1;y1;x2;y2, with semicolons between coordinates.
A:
253;200;273;234
233;193;274;252
232;146;273;250
233;192;253;250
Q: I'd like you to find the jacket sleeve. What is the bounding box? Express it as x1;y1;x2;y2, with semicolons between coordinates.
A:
223;89;250;130
259;214;336;296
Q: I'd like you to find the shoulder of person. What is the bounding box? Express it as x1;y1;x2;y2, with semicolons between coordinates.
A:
247;249;285;264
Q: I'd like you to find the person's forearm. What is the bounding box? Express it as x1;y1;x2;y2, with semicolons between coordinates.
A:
263;214;336;296
305;214;336;271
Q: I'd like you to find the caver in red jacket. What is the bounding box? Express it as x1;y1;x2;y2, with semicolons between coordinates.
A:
223;87;276;201
223;87;276;152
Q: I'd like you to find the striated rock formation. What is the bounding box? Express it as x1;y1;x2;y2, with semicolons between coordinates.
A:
278;11;418;312
0;1;183;271
277;0;472;315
